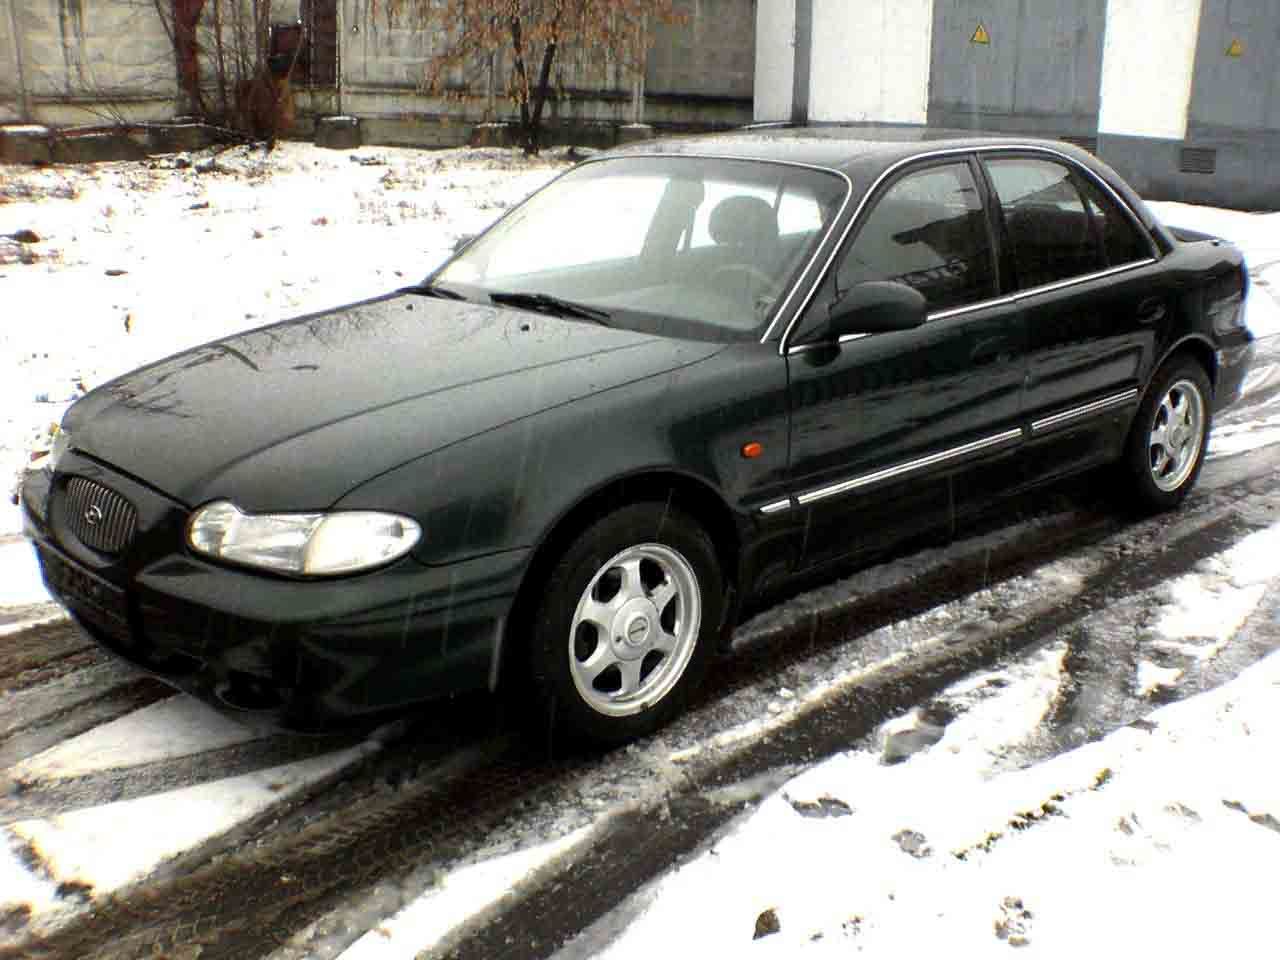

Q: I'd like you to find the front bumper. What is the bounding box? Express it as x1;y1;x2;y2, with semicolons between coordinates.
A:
20;456;526;731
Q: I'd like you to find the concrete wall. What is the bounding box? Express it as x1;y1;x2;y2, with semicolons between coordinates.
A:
336;0;754;145
765;0;1280;209
8;0;176;126
649;0;754;99
927;0;1107;137
1103;0;1280;209
0;0;752;145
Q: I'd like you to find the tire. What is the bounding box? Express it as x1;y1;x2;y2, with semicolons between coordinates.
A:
1121;356;1213;512
528;502;725;746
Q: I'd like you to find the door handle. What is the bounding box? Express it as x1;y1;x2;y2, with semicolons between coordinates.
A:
1136;297;1167;325
971;336;1014;366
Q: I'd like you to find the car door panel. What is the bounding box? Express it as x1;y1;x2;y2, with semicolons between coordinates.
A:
781;157;1027;572
787;301;1025;569
981;154;1165;482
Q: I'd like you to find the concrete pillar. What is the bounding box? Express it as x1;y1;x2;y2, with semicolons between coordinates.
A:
1099;0;1202;141
791;0;813;124
753;0;796;122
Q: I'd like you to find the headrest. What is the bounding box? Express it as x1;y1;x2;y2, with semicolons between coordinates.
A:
708;195;779;248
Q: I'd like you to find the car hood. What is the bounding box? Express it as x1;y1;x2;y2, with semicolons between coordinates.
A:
65;293;723;510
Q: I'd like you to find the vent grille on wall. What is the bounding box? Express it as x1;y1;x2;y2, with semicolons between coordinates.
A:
1060;136;1099;155
1179;148;1218;175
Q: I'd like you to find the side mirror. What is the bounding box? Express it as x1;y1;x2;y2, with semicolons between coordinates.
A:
828;281;927;338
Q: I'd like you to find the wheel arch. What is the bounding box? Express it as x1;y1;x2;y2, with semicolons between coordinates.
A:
1151;335;1218;396
491;469;742;693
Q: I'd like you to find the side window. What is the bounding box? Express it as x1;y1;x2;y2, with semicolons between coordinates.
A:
834;163;995;313
1075;176;1152;267
985;158;1104;289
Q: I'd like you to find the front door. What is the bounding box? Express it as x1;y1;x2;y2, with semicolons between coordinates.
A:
785;158;1027;571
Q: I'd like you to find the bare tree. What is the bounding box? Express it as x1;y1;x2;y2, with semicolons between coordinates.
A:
373;0;684;153
154;0;296;144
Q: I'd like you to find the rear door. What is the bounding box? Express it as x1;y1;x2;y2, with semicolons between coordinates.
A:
784;157;1027;571
980;154;1166;483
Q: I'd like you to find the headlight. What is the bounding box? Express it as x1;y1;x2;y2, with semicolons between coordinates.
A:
47;428;72;472
187;500;421;576
27;427;70;475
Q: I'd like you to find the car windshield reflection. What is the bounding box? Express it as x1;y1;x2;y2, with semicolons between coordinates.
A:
434;156;848;340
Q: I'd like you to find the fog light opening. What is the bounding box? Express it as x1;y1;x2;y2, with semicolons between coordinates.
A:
217;671;285;711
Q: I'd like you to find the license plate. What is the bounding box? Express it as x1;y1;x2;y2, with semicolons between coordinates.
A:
38;546;131;640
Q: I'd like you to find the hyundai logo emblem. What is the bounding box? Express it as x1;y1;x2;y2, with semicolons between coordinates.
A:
84;504;104;527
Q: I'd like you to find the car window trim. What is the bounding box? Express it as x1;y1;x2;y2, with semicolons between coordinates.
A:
783;257;1157;356
574;152;856;331
775;143;1161;355
979;152;1161;289
829;157;1000;324
439;152;853;341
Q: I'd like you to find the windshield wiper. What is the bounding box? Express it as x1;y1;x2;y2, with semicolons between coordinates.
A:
489;291;611;325
402;282;466;300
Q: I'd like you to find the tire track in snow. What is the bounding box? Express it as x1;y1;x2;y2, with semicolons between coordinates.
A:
0;678;172;772
1;732;356;824
444;512;1280;960
0;619;97;694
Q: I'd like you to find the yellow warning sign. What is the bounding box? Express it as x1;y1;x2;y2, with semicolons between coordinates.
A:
971;23;991;45
1226;37;1245;58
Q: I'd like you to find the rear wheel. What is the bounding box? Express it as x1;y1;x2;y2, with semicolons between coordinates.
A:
529;502;724;745
1122;357;1212;511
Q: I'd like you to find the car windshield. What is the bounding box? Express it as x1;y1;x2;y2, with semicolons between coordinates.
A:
434;156;848;340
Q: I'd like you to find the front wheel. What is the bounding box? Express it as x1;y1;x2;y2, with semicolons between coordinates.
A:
529;502;724;745
1122;357;1212;511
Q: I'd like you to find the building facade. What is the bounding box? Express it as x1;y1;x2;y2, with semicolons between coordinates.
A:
755;0;1280;209
0;0;755;146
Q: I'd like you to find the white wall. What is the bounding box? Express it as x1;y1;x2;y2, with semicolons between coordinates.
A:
1099;0;1202;140
807;0;933;124
753;0;795;122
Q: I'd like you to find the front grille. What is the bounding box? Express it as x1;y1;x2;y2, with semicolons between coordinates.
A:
64;476;138;554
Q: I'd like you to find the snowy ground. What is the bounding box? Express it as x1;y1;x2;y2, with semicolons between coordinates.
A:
1;144;1279;959
583;528;1280;959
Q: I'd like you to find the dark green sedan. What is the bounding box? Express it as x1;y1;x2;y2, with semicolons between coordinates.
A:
20;127;1254;743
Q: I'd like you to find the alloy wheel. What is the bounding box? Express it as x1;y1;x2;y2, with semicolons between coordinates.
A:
1148;378;1206;493
568;543;702;718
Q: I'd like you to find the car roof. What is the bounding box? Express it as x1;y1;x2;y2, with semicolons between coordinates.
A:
604;123;1171;250
607;124;1093;175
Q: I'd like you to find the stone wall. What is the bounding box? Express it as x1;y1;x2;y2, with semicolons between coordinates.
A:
7;0;176;125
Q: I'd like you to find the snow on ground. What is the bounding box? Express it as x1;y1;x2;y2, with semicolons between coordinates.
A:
335;828;591;960
588;526;1280;959
0;536;48;606
10;695;260;782
8;739;380;930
